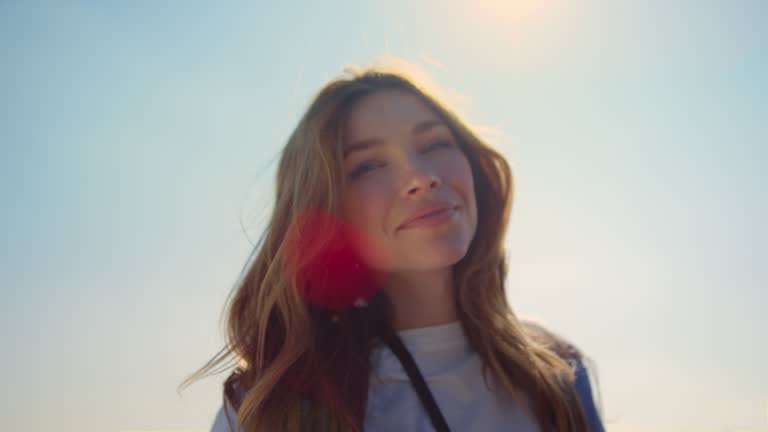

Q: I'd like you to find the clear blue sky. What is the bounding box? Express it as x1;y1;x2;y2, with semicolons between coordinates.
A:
1;1;766;431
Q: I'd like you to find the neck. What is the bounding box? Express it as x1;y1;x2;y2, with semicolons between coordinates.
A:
384;267;458;331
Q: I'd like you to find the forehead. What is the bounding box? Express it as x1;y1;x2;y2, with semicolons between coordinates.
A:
343;89;440;144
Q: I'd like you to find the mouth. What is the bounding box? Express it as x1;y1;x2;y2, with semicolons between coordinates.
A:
397;205;458;231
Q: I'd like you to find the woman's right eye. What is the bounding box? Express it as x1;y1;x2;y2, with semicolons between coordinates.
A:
349;161;381;179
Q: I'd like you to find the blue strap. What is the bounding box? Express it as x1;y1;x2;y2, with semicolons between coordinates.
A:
572;359;606;432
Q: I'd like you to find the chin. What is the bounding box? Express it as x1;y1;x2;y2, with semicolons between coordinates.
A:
401;242;470;270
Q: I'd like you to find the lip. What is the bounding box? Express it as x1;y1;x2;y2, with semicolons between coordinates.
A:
397;202;458;231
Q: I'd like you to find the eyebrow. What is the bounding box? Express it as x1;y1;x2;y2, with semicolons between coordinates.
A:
343;119;445;159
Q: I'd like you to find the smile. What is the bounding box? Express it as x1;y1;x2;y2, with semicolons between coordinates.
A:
398;207;457;231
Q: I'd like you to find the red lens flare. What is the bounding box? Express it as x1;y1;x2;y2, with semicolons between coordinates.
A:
282;209;387;311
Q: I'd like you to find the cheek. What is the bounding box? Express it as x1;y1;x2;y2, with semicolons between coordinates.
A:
342;185;397;270
443;155;478;230
342;183;392;234
442;154;476;200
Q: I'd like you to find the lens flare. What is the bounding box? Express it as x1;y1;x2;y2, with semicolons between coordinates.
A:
282;208;388;311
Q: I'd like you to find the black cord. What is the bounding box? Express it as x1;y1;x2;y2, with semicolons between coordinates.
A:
380;329;452;432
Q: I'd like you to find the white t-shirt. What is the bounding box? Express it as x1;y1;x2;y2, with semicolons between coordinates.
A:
210;321;541;431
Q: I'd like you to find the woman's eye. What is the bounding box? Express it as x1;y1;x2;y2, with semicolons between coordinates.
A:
348;140;453;180
349;161;381;179
425;139;453;151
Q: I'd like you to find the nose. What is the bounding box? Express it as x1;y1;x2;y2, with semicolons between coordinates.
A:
400;164;442;198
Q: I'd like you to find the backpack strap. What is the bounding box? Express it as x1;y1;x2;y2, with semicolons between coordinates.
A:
519;319;605;432
380;327;452;432
571;358;605;432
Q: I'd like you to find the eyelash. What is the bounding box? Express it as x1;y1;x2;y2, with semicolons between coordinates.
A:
348;139;454;180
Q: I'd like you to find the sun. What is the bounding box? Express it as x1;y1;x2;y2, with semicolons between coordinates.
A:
461;0;562;37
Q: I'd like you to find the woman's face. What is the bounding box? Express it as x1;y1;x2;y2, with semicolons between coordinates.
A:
340;89;478;274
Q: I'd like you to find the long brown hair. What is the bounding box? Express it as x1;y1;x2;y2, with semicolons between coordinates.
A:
180;61;592;431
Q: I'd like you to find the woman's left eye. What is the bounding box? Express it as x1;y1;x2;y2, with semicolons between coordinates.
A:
425;139;453;151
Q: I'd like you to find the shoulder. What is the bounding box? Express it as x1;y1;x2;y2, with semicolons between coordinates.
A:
518;318;583;361
211;368;315;431
209;370;247;432
209;397;239;432
518;318;605;432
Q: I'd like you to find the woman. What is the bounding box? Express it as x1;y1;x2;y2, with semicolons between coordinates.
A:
181;62;605;432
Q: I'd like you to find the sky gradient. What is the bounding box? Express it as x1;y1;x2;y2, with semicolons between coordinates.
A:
1;1;766;431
